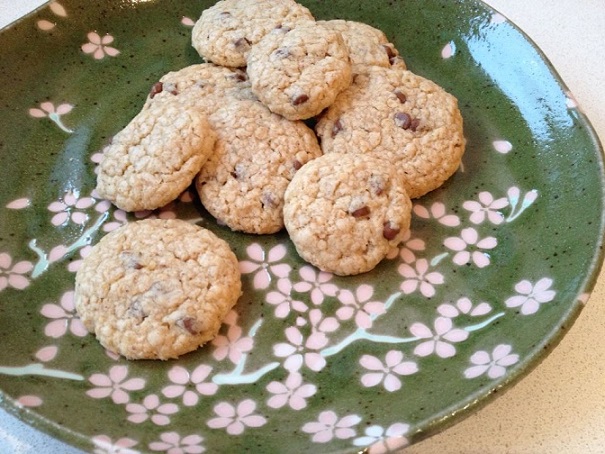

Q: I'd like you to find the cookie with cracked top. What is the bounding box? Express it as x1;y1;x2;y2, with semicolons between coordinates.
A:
96;96;216;212
315;66;466;198
192;0;315;68
283;152;412;276
143;63;255;114
246;21;353;120
74;219;242;360
317;19;406;73
196;97;322;234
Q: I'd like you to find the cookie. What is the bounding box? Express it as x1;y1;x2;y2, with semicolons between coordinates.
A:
192;0;315;68
315;66;465;198
196;97;322;234
74;219;242;360
143;63;255;113
96;96;216;212
283;153;412;276
246;22;353;120
317;20;406;73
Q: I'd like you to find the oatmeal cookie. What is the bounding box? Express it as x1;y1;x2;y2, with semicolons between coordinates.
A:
96;96;216;212
283;152;412;276
74;219;242;360
192;0;315;68
196;97;322;234
143;63;255;113
246;22;352;120
317;20;406;73
315;66;465;198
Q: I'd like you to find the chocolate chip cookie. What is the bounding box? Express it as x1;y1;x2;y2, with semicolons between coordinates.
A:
74;219;242;360
196;97;322;234
283;152;412;276
246;21;353;120
315;66;466;198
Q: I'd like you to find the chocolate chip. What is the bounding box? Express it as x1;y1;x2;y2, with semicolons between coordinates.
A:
231;163;246;179
410;118;421;131
369;174;386;196
231;70;247;82
176;317;200;334
234;37;251;49
274;24;291;33
394;90;407;103
149;82;163;99
127;300;147;322
273;47;290;59
382;44;396;60
120;251;143;269
163;82;178;96
350;206;371;218
293;159;303;170
291;94;309;106
261;191;278;209
394;112;412;129
332;119;343;137
383;221;400;240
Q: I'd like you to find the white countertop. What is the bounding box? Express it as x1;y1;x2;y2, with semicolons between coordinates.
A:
1;1;604;453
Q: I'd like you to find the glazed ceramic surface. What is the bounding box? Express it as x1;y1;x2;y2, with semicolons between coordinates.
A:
0;1;603;453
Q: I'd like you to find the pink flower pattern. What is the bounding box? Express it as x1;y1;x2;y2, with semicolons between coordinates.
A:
39;290;87;338
292;266;338;305
126;394;179;426
273;326;328;372
398;259;444;297
413;202;460;227
410;317;469;358
86;365;146;404
207;399;267;435
82;32;120;59
353;423;410;454
437;297;492;318
148;432;205;454
47;190;95;226
301;410;361;443
398;230;426;263
212;324;253;364
91;435;139;454
444;227;498;268
359;350;418;391
505;277;556;315
0;252;33;291
464;344;520;379
336;284;385;329
463;191;509;225
161;365;218;406
265;278;308;318
266;372;317;410
239;243;292;289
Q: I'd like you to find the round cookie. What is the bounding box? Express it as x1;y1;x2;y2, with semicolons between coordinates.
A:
283;153;412;276
143;63;255;113
315;66;465;198
74;219;242;360
317;20;406;73
196;97;322;234
96;96;216;212
192;0;315;68
246;22;353;120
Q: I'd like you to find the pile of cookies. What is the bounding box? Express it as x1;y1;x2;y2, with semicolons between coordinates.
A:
76;0;465;360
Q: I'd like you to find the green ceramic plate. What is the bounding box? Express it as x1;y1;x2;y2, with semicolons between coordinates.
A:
0;0;603;452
